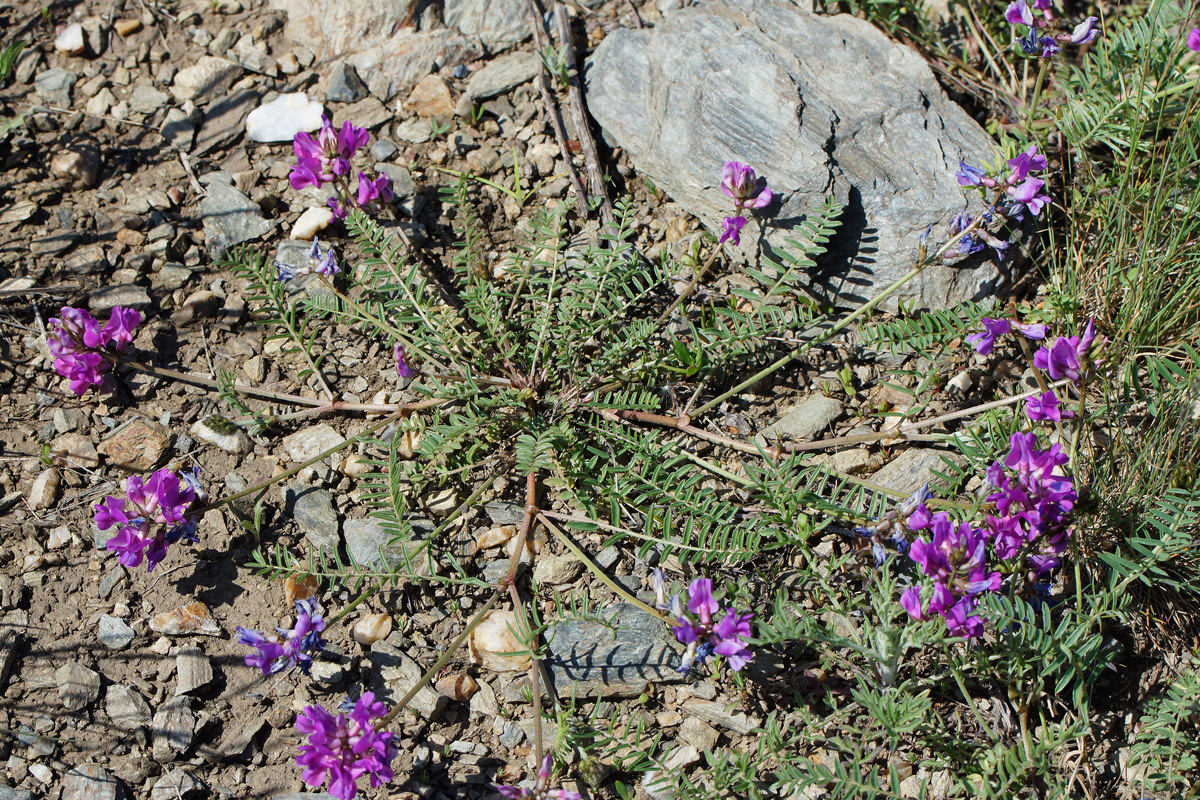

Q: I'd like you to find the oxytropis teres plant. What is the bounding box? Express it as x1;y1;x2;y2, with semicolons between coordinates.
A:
42;9;1200;797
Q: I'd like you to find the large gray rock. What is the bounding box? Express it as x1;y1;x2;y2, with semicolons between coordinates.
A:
271;1;481;101
445;0;530;48
587;0;1002;309
199;182;275;259
546;602;683;697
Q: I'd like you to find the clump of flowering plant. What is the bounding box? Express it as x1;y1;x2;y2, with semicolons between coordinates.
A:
236;598;327;675
274;237;341;282
295;693;397;800
96;467;203;572
46;305;141;394
717;161;773;246
289;116;393;220
495;753;583;800
655;572;754;674
948;144;1054;263
1005;0;1099;57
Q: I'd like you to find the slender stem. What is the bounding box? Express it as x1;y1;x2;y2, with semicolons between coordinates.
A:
122;363;330;407
689;206;997;419
508;582;545;766
538;513;669;621
1015;336;1065;443
1024;60;1050;137
325;585;379;628
653;242;723;328
947;655;998;743
897;380;1072;434
379;589;503;727
314;274;428;360
192;411;405;516
507;472;540;584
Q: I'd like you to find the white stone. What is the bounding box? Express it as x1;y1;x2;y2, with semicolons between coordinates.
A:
290;207;334;240
29;468;60;510
245;92;325;143
55;23;86;55
469;609;531;672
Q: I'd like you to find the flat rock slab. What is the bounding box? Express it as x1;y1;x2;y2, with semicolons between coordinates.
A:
62;764;120;800
199;182;275;260
546;602;683;698
870;448;966;494
587;0;1002;309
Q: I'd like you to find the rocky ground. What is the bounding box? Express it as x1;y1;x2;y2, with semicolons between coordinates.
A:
0;0;1052;798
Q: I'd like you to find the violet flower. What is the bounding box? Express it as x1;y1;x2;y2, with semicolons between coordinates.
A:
720;161;773;210
295;693;396;800
1006;177;1051;216
1025;390;1074;422
1005;0;1033;27
46;306;142;395
495;753;583;800
955;161;993;187
274;238;340;282
1007;144;1048;182
1189;29;1200;52
667;577;754;674
1033;318;1099;384
290;117;369;191
719;215;746;245
355;172;394;208
394;345;416;379
966;318;1012;355
984;432;1075;571
97;468;202;572
237;599;327;675
1060;16;1100;44
901;510;1000;639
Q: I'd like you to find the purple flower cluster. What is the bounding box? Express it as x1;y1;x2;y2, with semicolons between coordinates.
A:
950;144;1053;261
1005;0;1099;57
46;306;141;395
655;573;754;674
96;468;203;572
900;511;1000;639
495;754;582;800
295;693;397;800
1033;318;1102;385
966;316;1048;355
900;432;1075;637
984;432;1075;574
1025;389;1073;422
236;599;327;675
718;161;773;246
274;237;341;282
290;116;393;220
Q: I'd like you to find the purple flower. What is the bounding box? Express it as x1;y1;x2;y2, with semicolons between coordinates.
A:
1033;319;1099;384
394;345;416;379
902;510;1000;639
103;307;142;351
1006;177;1051;216
55;351;107;395
1007;145;1048;182
97;469;201;573
955;162;994;187
355;172;394;208
966;318;1012;355
237;599;327;675
274;238;340;281
296;693;396;800
984;433;1076;575
1060;16;1100;44
1189;29;1200;52
46;306;142;394
667;577;754;675
719;215;747;245
720;161;773;210
1005;0;1033;26
1025;390;1074;422
290;117;370;192
1039;36;1062;57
